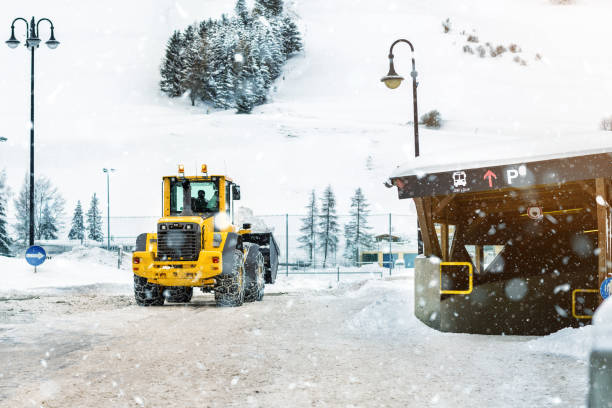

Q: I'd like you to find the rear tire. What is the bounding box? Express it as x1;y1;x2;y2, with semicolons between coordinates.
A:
133;275;165;306
164;286;193;303
214;249;245;307
245;249;265;303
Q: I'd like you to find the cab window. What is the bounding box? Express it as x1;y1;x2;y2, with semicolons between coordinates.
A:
170;179;220;214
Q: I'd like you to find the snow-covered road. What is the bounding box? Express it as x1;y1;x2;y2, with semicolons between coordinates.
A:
0;275;589;407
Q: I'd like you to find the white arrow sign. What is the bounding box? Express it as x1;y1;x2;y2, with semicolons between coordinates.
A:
26;252;45;259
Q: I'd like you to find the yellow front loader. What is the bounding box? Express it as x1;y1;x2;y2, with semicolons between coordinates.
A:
131;164;279;307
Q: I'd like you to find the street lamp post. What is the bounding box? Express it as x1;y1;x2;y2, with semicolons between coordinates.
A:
103;168;116;250
6;17;59;246
381;38;424;254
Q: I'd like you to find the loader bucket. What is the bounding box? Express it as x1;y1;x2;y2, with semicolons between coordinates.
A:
242;233;279;284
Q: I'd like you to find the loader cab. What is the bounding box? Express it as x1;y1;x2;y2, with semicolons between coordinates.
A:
162;165;240;223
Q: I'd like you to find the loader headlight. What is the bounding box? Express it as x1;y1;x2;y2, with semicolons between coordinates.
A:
213;233;222;248
160;224;167;230
186;224;193;230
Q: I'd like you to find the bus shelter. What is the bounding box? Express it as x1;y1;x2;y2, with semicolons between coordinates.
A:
389;150;612;335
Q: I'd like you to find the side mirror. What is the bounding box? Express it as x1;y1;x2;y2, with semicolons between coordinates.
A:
232;185;241;200
242;223;252;230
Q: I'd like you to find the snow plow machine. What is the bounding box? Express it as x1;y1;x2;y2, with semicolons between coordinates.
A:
131;164;279;306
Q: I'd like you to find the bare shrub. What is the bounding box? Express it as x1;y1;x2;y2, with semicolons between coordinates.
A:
420;110;442;129
601;117;612;131
442;18;451;33
467;34;479;43
513;56;527;66
550;0;575;4
509;44;521;53
535;53;542;61
489;45;507;57
463;45;474;54
476;45;486;58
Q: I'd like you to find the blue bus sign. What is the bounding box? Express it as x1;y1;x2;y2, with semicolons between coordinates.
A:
600;278;612;300
25;246;46;267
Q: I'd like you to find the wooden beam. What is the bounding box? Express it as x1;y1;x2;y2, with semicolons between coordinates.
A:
475;245;484;273
441;223;449;262
433;194;456;217
414;198;442;258
596;178;612;302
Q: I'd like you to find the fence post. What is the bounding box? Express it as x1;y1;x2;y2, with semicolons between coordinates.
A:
286;213;289;277
389;213;393;276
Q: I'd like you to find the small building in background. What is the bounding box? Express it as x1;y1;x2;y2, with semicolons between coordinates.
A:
360;234;417;268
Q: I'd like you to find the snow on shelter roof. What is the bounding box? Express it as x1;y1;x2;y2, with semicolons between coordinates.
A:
389;133;612;199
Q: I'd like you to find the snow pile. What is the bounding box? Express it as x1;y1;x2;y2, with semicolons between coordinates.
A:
526;326;594;361
593;297;612;351
344;279;432;337
525;298;612;360
0;247;132;296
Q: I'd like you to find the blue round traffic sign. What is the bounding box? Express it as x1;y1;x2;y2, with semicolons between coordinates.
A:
600;278;612;300
25;245;46;267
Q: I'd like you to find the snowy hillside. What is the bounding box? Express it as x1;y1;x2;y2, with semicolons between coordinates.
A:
1;0;611;236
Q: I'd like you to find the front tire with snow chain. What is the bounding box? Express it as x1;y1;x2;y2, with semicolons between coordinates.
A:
244;244;265;303
164;286;193;303
133;275;165;306
214;249;245;307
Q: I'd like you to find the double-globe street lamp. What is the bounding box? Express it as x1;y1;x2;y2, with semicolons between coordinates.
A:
6;17;60;246
103;168;116;250
381;38;424;255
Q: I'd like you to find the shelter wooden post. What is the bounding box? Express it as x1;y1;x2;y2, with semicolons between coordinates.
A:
596;178;612;301
440;223;449;261
414;197;442;258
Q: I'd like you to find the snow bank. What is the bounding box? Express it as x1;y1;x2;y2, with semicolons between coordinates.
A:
592;297;612;351
0;247;132;296
526;326;594;361
525;298;612;360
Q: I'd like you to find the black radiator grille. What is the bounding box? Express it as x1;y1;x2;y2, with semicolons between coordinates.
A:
157;225;200;261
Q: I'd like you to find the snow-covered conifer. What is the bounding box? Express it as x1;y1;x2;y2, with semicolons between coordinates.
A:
255;0;283;17
280;16;302;56
68;201;85;244
343;188;374;266
159;30;186;97
39;204;59;240
317;186;339;268
0;170;11;255
86;193;103;243
298;190;318;265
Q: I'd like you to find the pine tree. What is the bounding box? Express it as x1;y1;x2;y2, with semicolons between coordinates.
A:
255;0;283;17
86;193;103;243
68;201;85;244
159;30;186;97
182;25;204;106
280;16;302;56
343;188;374;266
235;0;249;24
297;190;317;265
13;175;65;243
317;186;339;268
39;204;59;240
0;170;11;256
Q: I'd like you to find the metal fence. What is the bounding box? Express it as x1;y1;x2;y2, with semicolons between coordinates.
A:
6;213;419;276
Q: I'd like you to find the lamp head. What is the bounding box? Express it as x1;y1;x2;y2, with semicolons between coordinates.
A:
6;28;19;49
45;28;59;49
381;55;404;89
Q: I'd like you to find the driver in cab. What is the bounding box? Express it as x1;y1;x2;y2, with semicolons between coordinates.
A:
193;190;207;212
